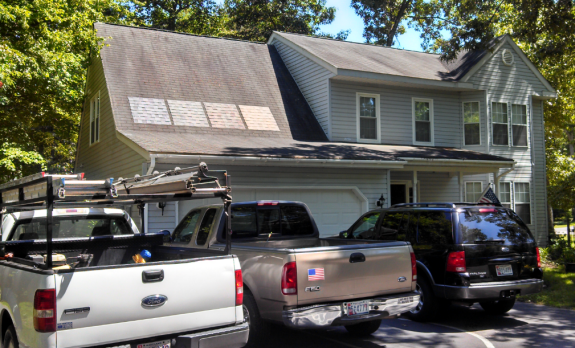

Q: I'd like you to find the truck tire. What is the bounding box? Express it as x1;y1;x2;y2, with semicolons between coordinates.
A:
405;278;439;322
4;325;18;348
344;320;381;336
243;290;269;347
479;298;516;315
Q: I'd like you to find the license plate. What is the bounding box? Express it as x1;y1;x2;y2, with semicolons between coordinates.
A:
496;264;513;276
343;300;369;316
137;340;170;348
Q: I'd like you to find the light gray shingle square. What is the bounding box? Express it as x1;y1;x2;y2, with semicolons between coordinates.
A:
129;97;172;125
167;100;209;127
204;103;245;129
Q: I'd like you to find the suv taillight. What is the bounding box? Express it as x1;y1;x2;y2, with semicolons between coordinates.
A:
411;252;417;281
536;247;541;268
446;251;466;272
281;262;297;295
235;270;243;306
34;289;56;332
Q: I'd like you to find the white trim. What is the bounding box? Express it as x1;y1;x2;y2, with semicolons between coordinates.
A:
356;92;381;143
491;101;509;147
499;181;512;206
89;91;100;146
513;181;532;225
464;181;483;202
412;98;434;146
327;79;332;140
144;203;149;234
267;33;338;74
233;185;369;214
462;101;482;146
511;103;529;148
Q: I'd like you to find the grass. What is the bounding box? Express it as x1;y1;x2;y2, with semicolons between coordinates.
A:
518;265;575;310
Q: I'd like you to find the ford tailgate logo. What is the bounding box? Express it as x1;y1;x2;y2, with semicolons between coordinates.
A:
142;294;168;307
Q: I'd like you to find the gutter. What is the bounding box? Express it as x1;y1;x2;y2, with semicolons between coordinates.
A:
398;157;516;168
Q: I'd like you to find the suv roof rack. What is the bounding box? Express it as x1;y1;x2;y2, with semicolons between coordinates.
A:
453;202;503;207
0;162;233;265
391;203;457;208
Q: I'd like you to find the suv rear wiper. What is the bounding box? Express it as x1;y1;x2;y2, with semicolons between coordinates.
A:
475;239;505;244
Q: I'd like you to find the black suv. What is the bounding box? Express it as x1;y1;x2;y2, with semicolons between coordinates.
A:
338;203;543;321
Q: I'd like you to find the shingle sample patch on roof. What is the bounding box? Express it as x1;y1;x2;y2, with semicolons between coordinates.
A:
239;105;279;131
204;103;245;129
128;97;172;125
167;100;209;127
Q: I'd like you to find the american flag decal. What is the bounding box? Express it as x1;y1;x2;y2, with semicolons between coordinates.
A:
308;268;325;281
478;187;501;205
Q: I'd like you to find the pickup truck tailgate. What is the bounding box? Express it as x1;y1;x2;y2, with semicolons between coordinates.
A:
55;257;237;348
296;243;413;304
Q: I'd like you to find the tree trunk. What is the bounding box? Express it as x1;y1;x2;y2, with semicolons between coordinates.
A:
548;203;554;245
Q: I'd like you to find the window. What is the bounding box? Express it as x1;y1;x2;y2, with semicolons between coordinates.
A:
379;212;404;240
90;92;100;144
356;93;380;142
514;183;531;224
196;209;217;246
512;104;528;146
349;211;380;239
413;99;434;145
417;211;453;245
463;102;480;145
11;215;132;240
458;210;534;245
492;102;508;145
172;209;202;243
499;182;512;209
465;182;483;202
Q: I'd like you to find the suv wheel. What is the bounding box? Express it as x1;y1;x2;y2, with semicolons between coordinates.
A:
344;320;382;336
479;298;516;315
4;325;18;348
405;278;439;322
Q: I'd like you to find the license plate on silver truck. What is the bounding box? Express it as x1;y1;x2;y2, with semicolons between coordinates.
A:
343;300;369;316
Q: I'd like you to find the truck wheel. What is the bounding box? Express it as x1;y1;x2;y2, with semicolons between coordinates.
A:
4;325;18;348
405;278;439;322
479;298;516;315
243;290;269;347
344;320;381;336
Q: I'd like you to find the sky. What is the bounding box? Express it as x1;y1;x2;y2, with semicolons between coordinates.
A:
318;0;425;52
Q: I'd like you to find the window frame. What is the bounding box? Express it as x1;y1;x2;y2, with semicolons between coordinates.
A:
513;182;531;224
491;101;509;146
356;92;381;144
462;101;481;146
412;98;434;146
89;91;101;145
499;181;512;209
511;104;529;148
464;181;483;203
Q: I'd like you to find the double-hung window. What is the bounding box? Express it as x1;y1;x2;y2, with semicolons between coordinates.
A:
463;102;480;145
413;98;433;145
512;104;528;146
492;102;508;146
514;182;531;224
499;182;512;209
465;182;483;202
90;92;100;145
356;93;380;143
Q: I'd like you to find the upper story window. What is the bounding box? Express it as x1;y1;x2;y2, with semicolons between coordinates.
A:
463;101;480;146
492;102;508;146
413;98;434;145
356;93;380;143
465;181;483;202
90;92;101;145
512;104;528;147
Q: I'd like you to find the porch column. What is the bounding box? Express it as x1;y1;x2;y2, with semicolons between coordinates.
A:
459;172;464;202
493;171;500;196
413;171;418;203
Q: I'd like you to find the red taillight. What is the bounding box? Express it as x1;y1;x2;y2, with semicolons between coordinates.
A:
80;172;85;180
478;208;497;213
410;252;417;281
281;262;297;295
34;289;56;332
235;270;243;306
446;251;467;272
536;247;541;268
257;201;279;206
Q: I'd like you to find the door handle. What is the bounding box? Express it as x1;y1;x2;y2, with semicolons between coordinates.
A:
349;253;366;263
142;269;164;283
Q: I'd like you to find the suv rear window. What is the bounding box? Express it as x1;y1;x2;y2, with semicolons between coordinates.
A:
458;209;535;245
229;204;314;239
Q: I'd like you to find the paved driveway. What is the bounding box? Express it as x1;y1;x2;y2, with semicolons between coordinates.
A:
254;302;575;348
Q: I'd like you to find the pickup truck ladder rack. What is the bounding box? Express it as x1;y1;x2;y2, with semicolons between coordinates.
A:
0;162;233;266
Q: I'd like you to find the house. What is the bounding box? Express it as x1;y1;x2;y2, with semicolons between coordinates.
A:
75;23;556;245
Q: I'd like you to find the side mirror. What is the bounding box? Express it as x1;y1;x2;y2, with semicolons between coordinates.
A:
339;231;349;239
159;230;172;243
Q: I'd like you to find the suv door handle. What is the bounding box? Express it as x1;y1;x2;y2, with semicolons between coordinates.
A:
349;253;366;263
142;270;164;283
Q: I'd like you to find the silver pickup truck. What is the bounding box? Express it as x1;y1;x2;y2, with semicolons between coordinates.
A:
162;201;419;345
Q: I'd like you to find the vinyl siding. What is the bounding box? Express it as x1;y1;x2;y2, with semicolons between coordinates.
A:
75;57;147;180
272;40;335;138
391;171;460;203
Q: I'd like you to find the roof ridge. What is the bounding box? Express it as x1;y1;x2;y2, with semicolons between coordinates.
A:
95;22;267;45
273;31;443;57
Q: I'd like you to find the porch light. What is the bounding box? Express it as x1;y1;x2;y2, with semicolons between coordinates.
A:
376;194;385;207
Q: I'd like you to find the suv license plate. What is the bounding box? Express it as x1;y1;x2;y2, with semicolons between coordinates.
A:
496;265;513;276
344;300;369;316
137;340;170;348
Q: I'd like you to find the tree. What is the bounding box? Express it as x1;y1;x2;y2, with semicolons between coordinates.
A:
223;0;336;42
0;0;132;181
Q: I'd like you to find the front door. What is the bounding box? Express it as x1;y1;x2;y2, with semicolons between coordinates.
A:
390;184;407;206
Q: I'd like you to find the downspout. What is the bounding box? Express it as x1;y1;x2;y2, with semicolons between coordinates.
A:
146;155;157;175
495;166;515;181
143;154;157;234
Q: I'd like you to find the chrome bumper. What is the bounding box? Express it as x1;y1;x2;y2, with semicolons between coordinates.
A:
174;323;249;348
442;278;544;300
282;292;419;328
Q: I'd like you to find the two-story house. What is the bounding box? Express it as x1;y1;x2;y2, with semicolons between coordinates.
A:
75;23;556;244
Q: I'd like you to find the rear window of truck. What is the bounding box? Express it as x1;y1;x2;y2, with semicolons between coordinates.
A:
458;209;535;245
10;215;133;240
229;205;315;239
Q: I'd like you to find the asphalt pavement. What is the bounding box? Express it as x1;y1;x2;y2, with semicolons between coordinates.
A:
254;302;575;348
